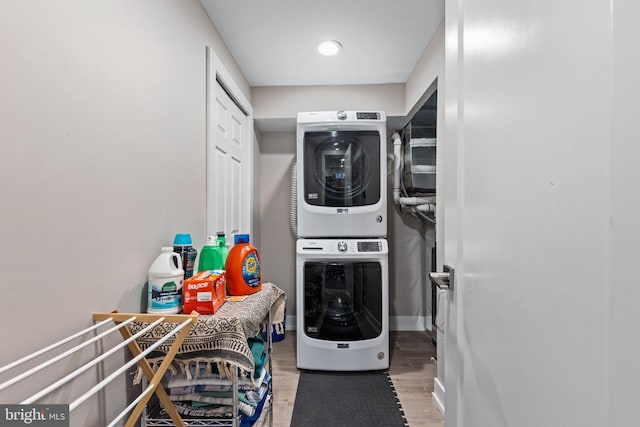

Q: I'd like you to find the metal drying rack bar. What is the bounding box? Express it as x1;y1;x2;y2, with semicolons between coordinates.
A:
0;311;198;427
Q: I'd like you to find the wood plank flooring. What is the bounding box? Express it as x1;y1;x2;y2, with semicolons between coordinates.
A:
269;330;445;427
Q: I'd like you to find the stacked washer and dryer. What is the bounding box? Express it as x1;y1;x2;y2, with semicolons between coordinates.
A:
295;111;389;371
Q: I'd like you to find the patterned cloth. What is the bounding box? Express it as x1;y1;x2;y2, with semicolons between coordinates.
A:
130;282;284;381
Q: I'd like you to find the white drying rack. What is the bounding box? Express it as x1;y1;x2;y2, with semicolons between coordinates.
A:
0;311;199;427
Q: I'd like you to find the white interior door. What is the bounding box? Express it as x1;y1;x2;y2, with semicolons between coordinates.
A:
208;79;248;239
443;1;621;426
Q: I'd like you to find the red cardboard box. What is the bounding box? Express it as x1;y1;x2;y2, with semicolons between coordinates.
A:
183;270;226;315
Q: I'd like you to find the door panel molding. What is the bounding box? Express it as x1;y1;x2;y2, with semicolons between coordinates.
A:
206;46;254;241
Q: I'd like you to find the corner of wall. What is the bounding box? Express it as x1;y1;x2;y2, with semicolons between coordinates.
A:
405;18;445;116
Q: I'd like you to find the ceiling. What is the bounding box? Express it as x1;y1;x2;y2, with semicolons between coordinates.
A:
200;0;445;87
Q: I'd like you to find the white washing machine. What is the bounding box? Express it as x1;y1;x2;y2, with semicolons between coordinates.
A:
296;111;387;238
296;238;389;371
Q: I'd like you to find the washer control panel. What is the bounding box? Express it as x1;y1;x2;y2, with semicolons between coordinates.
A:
297;239;387;255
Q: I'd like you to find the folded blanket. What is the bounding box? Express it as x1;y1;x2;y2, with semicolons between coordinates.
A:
242;372;270;404
241;387;271;425
161;401;234;418
248;337;266;378
134;350;252;386
167;367;267;393
169;394;255;416
168;372;271;417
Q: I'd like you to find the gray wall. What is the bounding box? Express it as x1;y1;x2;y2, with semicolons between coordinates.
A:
0;1;249;424
258;132;297;299
444;0;640;426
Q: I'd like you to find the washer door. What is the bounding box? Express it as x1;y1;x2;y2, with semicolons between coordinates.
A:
303;261;383;341
303;130;381;207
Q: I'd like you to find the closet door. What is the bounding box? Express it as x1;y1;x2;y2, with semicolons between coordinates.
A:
208;79;248;239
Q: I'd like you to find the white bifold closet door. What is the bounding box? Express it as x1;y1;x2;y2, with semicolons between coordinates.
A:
208;79;248;239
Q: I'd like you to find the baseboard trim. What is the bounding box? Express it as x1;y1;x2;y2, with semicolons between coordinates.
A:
390;316;431;331
285;315;432;332
432;376;445;416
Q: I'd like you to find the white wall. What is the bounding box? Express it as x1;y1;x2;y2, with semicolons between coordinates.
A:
251;83;405;132
608;1;640;424
0;1;249;424
406;20;445;118
444;0;640;426
406;20;445;274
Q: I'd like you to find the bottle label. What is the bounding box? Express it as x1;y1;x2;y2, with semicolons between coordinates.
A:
184;251;197;278
149;278;182;310
242;251;261;288
174;245;197;279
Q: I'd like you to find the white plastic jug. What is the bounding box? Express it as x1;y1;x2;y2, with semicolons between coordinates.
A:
147;247;184;314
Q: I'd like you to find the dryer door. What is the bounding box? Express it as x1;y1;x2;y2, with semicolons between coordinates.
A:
302;130;381;207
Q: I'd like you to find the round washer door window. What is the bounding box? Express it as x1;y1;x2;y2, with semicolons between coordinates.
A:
303;130;380;207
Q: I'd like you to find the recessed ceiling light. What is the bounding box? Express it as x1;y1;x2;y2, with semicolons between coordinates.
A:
318;40;342;56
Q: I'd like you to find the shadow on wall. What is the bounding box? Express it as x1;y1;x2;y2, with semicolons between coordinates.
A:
386;153;434;325
259;149;297;319
108;280;148;324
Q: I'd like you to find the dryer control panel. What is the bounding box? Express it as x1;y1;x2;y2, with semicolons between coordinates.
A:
357;241;383;252
297;239;388;255
356;112;381;120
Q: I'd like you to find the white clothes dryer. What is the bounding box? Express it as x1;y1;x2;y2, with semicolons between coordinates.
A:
296;111;387;238
296;238;389;371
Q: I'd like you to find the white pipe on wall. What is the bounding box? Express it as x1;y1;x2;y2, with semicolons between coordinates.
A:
413;203;436;213
391;131;436;213
399;196;436;206
392;132;403;205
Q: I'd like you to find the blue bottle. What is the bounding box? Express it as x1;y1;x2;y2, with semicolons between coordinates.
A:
173;233;197;279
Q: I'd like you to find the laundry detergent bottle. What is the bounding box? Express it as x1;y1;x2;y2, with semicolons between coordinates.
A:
147;247;184;313
198;232;228;272
225;233;262;296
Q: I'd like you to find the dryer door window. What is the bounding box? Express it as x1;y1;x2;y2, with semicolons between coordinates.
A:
303;261;383;341
303;130;381;207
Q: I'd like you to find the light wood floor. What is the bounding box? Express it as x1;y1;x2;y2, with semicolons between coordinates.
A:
269;330;445;427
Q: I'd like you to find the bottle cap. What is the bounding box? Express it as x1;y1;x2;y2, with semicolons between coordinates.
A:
173;233;193;245
234;234;250;244
217;231;226;237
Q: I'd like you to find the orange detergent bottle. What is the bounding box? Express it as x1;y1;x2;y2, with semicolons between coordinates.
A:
225;234;262;296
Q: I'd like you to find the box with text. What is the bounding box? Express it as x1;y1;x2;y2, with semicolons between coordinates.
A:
183;270;226;315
